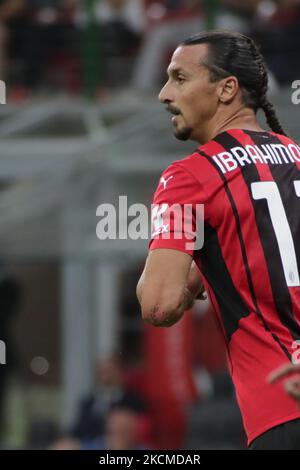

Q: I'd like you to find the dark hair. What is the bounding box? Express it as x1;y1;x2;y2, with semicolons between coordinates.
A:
181;30;286;135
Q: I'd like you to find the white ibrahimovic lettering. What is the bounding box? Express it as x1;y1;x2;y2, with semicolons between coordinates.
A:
211;142;299;174
231;146;252;166
251;181;300;287
245;145;264;164
271;144;294;163
218;151;238;172
265;144;280;164
254;145;275;164
212;155;226;173
288;144;300;162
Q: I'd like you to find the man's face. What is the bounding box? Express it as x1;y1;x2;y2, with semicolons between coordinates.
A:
158;44;220;142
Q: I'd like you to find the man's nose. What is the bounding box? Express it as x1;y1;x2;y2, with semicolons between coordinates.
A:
158;82;172;104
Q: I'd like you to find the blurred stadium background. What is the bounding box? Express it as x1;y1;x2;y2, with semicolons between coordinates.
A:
0;0;299;451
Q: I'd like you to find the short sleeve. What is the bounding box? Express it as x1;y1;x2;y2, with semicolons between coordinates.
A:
149;162;205;256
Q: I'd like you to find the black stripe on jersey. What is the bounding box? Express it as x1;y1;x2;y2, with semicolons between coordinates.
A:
198;138;291;359
242;130;300;340
194;223;250;342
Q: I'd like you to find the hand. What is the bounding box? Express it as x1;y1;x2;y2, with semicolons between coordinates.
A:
268;363;300;404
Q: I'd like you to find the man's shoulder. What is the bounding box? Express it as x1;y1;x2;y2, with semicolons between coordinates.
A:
154;151;204;197
169;144;213;175
170;149;202;171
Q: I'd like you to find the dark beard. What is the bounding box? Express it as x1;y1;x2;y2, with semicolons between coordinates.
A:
174;126;192;141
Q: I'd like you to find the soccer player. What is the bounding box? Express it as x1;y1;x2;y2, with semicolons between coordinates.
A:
136;31;300;450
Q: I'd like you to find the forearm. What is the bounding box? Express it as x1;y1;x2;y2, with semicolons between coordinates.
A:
136;271;144;305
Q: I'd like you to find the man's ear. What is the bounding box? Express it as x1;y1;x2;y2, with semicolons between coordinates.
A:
217;76;239;104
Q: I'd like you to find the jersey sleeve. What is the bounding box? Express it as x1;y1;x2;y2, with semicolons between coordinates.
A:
149;162;205;256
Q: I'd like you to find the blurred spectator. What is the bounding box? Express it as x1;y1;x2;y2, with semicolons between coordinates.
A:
77;0;145;88
104;407;144;450
254;0;300;84
51;406;152;450
92;0;145;36
49;436;80;450
132;0;261;92
0;0;25;80
0;1;81;96
132;0;204;92
18;0;79;92
217;0;260;32
219;0;261;15
81;406;151;450
27;419;62;449
71;353;148;441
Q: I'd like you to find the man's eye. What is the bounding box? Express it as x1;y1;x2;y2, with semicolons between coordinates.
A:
177;76;185;83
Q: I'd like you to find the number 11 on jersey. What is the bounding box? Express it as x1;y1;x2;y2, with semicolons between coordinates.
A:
251;181;300;287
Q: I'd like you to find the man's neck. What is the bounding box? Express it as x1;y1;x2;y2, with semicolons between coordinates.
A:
197;106;264;145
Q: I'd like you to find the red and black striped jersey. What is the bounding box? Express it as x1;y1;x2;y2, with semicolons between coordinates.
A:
149;128;300;445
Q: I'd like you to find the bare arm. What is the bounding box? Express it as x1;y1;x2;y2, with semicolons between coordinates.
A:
186;261;206;300
137;250;204;327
